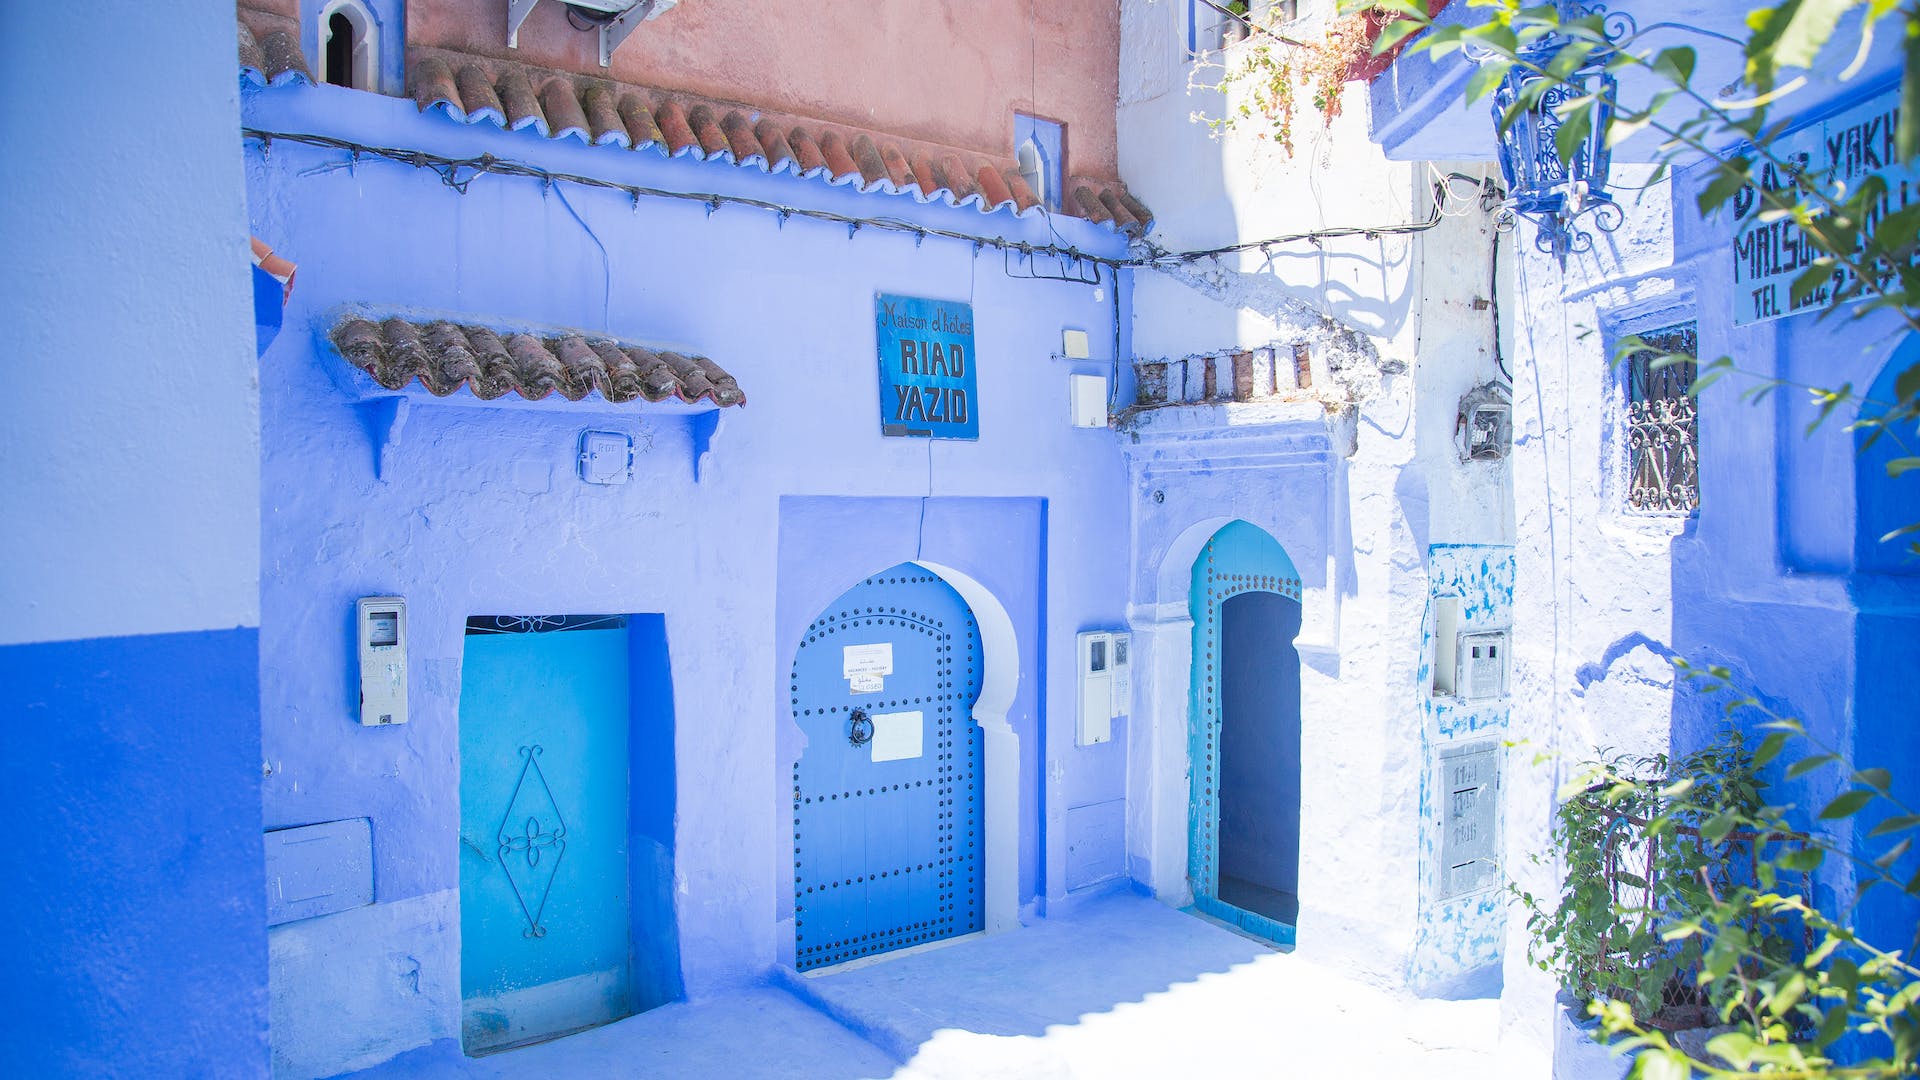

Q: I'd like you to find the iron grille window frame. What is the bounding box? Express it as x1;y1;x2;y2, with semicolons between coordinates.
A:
1620;320;1701;516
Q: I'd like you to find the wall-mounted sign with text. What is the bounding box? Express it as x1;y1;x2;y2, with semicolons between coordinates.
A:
1732;86;1919;326
875;293;978;439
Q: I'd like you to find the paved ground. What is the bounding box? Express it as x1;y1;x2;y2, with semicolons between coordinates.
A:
342;891;1499;1079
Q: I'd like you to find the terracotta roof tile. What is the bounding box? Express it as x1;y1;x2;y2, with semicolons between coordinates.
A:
581;85;626;146
620;94;666;150
686;105;730;158
498;68;542;132
454;64;505;124
395;49;1152;236
849;134;890;188
786;126;827;176
539;79;592;142
754;119;797;171
238;17;311;87
1074;184;1114;226
975;165;1013;209
1002;168;1040;214
331;315;746;408
720;111;763;164
655;101;699;156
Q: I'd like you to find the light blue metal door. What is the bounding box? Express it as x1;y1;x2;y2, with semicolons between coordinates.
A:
791;566;982;970
459;617;632;1054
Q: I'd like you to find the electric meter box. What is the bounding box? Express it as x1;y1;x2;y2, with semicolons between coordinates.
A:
1454;630;1510;701
1077;630;1127;746
1434;740;1502;900
357;596;409;726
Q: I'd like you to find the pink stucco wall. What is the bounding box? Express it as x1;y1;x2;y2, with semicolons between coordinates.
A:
409;0;1121;179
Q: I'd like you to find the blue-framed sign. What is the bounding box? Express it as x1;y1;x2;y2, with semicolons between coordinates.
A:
876;293;978;439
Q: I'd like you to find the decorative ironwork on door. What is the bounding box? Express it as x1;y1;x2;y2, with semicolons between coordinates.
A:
497;745;566;938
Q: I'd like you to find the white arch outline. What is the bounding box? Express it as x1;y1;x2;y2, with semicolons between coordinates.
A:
913;559;1020;934
319;0;380;92
1016;139;1048;210
1128;516;1236;902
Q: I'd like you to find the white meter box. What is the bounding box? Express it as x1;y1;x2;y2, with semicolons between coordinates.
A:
1454;630;1509;701
357;596;408;726
1076;629;1129;746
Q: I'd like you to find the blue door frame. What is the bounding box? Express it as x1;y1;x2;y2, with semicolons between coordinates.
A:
1189;522;1303;945
791;566;983;970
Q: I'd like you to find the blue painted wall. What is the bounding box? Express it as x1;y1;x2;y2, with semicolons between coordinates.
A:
245;82;1130;1074
0;5;267;1076
627;615;683;1012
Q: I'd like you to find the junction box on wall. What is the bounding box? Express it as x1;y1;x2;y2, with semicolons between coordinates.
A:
1076;630;1130;745
1457;382;1512;461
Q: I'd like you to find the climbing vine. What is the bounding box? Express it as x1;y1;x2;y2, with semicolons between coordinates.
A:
1213;5;1407;155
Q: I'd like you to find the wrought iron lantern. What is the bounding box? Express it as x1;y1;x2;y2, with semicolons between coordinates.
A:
1471;3;1633;262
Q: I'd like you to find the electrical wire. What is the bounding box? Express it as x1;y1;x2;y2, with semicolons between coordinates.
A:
1133;172;1489;268
243;129;1483;273
551;182;612;332
1491;225;1511;384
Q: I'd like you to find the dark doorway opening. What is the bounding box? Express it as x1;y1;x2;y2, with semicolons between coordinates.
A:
1216;590;1302;925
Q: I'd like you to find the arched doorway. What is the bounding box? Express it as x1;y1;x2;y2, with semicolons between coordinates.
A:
789;564;983;970
1189;521;1304;944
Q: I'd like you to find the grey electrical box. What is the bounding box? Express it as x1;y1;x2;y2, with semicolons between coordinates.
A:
1435;741;1501;900
1458;382;1512;461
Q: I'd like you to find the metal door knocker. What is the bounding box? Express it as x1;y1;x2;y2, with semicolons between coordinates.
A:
848;708;873;747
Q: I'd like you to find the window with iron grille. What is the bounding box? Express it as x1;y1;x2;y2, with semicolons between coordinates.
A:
1624;322;1699;513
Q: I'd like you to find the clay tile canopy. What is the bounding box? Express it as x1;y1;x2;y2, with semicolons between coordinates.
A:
331;316;746;408
229;7;1152;237
402;51;1152;236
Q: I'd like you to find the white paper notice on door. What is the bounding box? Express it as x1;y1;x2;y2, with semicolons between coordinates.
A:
869;710;923;762
849;673;885;694
843;642;894;678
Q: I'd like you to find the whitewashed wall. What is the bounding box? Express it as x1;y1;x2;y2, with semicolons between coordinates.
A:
1117;0;1515;993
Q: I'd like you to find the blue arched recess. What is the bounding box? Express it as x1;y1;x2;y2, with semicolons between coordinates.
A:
1852;338;1920;958
1189;521;1304;945
790;565;983;970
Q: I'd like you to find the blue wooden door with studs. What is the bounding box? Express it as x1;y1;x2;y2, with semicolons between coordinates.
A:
791;566;982;970
459;616;632;1054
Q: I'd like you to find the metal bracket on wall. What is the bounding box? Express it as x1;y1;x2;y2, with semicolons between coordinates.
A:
506;0;663;67
358;396;410;481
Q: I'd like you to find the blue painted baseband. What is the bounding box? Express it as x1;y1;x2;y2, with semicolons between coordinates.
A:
0;627;267;1080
